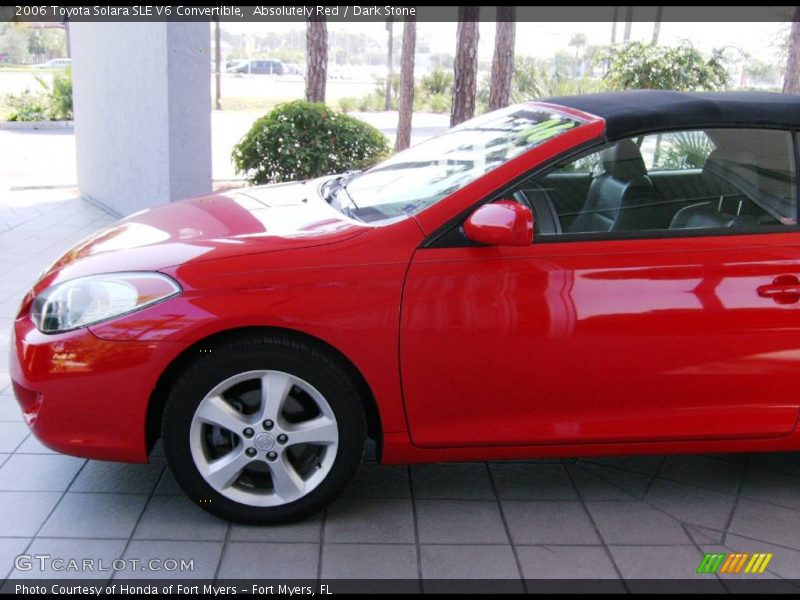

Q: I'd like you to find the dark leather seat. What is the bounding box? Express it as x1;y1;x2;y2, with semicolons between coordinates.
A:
669;201;736;229
568;140;665;233
668;149;746;230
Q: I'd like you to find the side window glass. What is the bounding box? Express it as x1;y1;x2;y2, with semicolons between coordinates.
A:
513;129;797;238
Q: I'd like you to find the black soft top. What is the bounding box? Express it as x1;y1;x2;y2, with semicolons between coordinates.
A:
543;90;800;140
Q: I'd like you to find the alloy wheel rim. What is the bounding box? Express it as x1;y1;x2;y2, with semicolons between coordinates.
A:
189;370;339;507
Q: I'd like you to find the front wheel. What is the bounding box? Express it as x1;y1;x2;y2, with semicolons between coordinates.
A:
161;334;366;524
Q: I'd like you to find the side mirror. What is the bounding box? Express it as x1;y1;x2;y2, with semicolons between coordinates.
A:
463;200;534;247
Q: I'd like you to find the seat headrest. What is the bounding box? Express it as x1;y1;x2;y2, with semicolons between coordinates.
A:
602;139;648;180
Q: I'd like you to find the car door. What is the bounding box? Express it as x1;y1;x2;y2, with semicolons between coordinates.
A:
400;127;800;448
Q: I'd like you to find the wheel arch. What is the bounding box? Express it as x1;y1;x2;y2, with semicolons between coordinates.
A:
146;326;383;458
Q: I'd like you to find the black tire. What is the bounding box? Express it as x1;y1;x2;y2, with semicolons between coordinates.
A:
161;333;366;524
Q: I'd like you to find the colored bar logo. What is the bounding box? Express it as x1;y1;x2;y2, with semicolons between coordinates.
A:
696;552;773;574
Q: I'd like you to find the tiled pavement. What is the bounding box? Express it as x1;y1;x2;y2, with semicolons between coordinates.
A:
1;191;800;589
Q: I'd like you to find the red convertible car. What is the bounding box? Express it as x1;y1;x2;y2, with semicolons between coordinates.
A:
10;91;800;523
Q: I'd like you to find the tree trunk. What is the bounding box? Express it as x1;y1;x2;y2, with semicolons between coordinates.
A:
214;18;222;110
489;6;515;111
652;7;663;45
451;6;480;127
611;7;619;44
623;7;633;42
305;19;327;103
395;18;416;152
385;18;394;110
784;8;800;94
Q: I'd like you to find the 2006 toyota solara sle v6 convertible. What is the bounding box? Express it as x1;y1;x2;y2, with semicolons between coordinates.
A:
10;90;800;523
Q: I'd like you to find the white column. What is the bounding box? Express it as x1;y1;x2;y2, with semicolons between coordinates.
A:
70;22;211;217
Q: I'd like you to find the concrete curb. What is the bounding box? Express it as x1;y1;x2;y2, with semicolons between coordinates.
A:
0;120;73;130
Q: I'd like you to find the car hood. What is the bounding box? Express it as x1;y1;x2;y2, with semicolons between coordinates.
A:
41;179;367;285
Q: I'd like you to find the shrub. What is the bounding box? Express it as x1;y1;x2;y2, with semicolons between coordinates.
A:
232;100;389;185
45;68;72;120
337;97;357;113
421;68;453;96
598;42;729;91
3;68;73;121
427;93;451;113
4;89;48;121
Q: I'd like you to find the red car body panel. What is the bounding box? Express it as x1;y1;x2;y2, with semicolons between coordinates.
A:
401;233;800;449
10;99;800;465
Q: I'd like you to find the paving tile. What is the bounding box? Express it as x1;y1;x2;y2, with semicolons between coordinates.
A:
0;538;31;580
14;434;58;454
684;524;726;545
133;495;228;541
502;501;600;545
723;533;800;580
153;467;182;495
39;493;148;539
658;455;746;496
749;452;800;476
218;542;317;579
489;462;577;500
342;463;410;499
116;540;223;580
230;513;322;543
516;545;621;582
415;500;508;544
0;423;29;453
567;463;649;501
0;454;84;491
321;543;417;579
325;498;414;544
69;458;165;494
0;492;61;537
0;395;22;422
586;501;691;545
411;463;494;500
740;468;800;511
728;498;800;550
420;545;523;593
609;545;725;591
645;478;736;530
8;538;127;580
583;455;664;476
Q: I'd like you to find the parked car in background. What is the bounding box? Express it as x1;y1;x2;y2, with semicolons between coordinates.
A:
33;58;71;69
227;58;284;75
11;91;800;525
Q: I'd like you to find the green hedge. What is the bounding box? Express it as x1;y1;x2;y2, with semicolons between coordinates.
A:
232;100;389;185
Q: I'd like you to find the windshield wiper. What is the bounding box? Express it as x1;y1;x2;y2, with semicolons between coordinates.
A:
323;170;361;211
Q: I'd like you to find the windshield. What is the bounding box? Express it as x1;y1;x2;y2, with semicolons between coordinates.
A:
324;105;584;223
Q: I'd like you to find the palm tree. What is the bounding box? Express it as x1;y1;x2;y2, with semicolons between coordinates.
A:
611;7;619;44
623;7;633;42
384;18;394;110
568;32;587;77
652;6;663;45
305;19;327;103
214;18;221;110
489;6;515;111
784;7;800;94
395;17;416;151
451;6;480;126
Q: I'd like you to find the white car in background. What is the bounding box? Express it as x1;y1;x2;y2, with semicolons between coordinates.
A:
33;58;72;69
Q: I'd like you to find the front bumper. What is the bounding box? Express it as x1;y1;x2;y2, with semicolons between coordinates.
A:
9;316;183;463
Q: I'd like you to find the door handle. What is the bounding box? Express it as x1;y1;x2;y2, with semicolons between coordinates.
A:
758;275;800;304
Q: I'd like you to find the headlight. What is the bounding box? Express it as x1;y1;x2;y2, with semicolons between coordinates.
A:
31;272;181;334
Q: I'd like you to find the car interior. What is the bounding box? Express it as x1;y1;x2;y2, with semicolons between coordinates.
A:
513;128;798;238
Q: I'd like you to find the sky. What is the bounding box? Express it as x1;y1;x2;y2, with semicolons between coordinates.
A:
225;19;789;65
